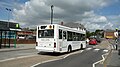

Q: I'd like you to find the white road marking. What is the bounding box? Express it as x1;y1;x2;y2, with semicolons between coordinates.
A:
17;53;37;55
15;55;37;59
31;50;84;67
94;49;100;51
93;53;107;67
103;50;109;52
31;58;62;67
63;54;70;58
0;58;15;62
63;50;84;58
86;48;92;50
0;55;37;62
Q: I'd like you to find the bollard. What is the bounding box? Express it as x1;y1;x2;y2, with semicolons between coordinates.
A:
118;49;120;55
116;44;118;50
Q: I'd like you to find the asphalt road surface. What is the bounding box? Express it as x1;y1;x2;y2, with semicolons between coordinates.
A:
0;49;38;60
35;48;108;67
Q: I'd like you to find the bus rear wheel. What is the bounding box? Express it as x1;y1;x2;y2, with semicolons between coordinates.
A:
68;45;72;53
80;44;83;50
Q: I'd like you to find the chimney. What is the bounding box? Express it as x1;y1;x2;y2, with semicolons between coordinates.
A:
61;22;63;25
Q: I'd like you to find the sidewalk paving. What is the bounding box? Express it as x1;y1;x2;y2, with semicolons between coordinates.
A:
107;50;120;67
94;39;111;50
0;44;35;52
96;39;120;67
106;39;120;67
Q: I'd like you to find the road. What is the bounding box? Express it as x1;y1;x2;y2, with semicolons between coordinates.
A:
0;49;61;67
0;49;38;61
0;39;110;67
35;47;108;67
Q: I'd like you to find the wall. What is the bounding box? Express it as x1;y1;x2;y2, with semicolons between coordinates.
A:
2;39;36;44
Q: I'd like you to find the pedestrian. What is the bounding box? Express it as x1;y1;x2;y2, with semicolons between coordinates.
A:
113;37;118;50
86;38;89;45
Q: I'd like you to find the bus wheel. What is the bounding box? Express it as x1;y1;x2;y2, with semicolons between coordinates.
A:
68;45;72;53
80;44;83;50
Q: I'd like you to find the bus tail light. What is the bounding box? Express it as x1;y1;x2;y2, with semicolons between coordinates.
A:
54;42;56;48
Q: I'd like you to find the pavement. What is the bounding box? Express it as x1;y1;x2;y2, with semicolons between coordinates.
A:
107;50;120;67
106;39;120;67
94;39;111;50
0;44;35;52
95;39;120;67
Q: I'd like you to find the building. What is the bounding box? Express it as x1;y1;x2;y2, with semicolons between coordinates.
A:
104;30;116;39
0;21;21;48
61;22;86;31
17;31;36;39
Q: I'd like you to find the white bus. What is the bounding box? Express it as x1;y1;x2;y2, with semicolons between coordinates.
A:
36;24;86;53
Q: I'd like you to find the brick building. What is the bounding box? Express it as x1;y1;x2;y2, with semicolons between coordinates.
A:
104;30;116;39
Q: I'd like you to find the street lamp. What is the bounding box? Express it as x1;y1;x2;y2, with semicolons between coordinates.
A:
6;8;12;48
6;8;12;27
51;5;54;24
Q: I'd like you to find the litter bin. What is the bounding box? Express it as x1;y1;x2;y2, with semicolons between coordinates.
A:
118;49;120;55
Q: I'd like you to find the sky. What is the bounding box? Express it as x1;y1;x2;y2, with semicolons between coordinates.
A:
0;0;120;31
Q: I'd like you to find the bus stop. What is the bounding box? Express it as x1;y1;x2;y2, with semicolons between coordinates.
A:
0;21;21;49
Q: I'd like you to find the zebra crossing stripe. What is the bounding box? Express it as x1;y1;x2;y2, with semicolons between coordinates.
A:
86;48;92;50
86;47;109;53
94;49;100;51
103;50;109;52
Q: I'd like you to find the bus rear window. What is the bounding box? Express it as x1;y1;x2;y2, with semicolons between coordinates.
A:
38;29;54;38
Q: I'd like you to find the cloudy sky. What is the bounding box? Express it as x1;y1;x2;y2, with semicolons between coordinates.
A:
0;0;120;31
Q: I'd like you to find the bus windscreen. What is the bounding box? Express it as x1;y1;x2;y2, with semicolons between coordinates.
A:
38;29;54;38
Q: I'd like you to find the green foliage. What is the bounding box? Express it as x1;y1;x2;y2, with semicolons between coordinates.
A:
86;29;104;38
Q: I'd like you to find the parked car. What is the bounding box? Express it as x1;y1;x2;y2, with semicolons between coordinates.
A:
89;38;97;45
26;35;36;39
18;35;25;39
89;36;101;43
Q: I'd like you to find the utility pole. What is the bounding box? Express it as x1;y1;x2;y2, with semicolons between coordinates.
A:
51;5;54;24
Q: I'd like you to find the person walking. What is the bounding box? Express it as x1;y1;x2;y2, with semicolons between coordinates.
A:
114;29;119;50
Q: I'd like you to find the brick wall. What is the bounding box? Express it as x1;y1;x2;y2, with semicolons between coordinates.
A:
2;39;36;44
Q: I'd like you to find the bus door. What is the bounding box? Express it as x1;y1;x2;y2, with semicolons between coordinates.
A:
62;31;67;51
59;30;67;51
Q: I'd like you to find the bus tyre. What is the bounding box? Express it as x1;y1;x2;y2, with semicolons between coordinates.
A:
68;46;72;53
80;44;83;50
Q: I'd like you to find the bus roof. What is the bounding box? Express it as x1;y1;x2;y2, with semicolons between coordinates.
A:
37;24;86;34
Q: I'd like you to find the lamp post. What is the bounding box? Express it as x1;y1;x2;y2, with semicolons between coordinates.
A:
51;5;54;24
6;8;12;48
6;8;11;27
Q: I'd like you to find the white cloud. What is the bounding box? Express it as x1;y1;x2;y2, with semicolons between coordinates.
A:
13;0;118;31
107;15;120;29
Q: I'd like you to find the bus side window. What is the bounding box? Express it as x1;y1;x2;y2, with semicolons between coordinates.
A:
73;32;76;41
67;31;72;41
81;34;85;41
59;29;62;39
63;31;66;39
